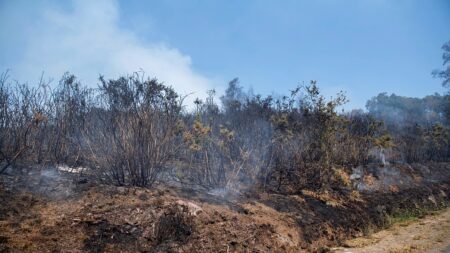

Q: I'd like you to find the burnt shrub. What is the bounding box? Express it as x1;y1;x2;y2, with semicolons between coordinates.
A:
154;204;194;245
0;73;47;173
83;74;183;187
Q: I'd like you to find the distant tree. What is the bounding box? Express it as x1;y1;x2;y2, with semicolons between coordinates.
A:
366;93;447;126
432;40;450;88
220;78;245;113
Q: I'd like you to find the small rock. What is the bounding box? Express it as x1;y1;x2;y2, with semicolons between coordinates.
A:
176;200;203;216
117;187;126;194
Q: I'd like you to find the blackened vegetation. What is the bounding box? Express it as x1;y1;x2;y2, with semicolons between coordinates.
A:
84;76;182;187
260;181;449;250
83;219;141;253
0;67;448;194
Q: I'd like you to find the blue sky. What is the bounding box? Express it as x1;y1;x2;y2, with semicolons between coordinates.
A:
0;0;449;109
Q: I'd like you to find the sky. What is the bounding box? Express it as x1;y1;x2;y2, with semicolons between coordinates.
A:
0;0;449;109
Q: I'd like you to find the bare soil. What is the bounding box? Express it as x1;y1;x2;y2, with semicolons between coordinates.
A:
0;165;449;253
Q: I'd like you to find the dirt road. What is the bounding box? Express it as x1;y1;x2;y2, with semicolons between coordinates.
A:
331;208;450;253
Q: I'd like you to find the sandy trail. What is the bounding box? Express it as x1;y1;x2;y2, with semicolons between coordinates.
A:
331;208;450;253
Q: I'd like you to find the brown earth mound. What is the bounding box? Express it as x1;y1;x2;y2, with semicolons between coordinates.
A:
0;164;449;253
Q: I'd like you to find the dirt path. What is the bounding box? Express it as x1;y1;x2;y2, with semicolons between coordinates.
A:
331;208;450;253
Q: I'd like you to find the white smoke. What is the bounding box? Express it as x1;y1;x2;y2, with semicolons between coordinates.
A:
0;0;214;105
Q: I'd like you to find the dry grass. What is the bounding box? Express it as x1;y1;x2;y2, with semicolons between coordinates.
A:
388;245;419;253
301;189;345;208
343;236;380;248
